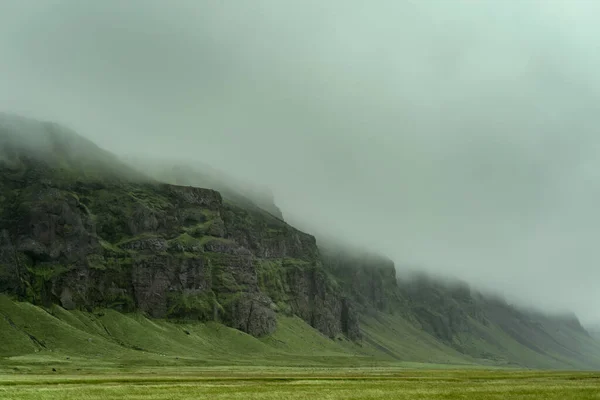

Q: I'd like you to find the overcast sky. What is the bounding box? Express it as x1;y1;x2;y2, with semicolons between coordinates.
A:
1;0;600;322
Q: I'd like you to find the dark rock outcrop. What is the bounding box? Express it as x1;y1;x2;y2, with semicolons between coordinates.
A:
0;116;359;339
226;292;277;337
321;246;404;314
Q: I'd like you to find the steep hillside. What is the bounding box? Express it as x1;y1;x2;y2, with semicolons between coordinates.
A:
0;294;484;372
1;114;600;371
320;245;600;369
0;114;357;340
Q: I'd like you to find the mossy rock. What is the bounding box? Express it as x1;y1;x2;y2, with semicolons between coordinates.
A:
167;233;203;253
167;290;221;321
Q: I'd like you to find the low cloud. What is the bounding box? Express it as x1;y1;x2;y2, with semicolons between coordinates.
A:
1;0;600;321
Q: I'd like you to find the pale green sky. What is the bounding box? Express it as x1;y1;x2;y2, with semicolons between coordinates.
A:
1;0;600;322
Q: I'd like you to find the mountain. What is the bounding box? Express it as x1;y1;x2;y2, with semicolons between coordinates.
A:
321;246;600;369
1;113;600;370
0;113;357;340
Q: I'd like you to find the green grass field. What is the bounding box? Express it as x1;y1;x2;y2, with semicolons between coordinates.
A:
1;369;599;399
2;295;600;398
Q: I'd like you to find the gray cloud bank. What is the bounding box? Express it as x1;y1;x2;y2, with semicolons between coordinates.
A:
1;0;600;322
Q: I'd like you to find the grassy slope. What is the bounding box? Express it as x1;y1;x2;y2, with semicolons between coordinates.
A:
357;310;600;370
358;313;476;366
3;294;600;372
0;295;483;373
477;305;600;370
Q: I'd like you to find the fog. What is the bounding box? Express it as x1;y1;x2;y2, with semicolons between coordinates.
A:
1;1;600;322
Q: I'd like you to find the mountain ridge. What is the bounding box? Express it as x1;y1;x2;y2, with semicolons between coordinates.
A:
1;113;599;370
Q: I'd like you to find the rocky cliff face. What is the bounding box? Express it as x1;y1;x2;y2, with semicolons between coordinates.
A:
321;244;486;343
397;274;488;344
0;115;358;339
321;246;403;314
320;244;596;366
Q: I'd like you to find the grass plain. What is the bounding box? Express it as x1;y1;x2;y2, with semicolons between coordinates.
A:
1;368;600;399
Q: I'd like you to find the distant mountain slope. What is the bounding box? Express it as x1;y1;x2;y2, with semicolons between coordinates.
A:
1;113;599;370
321;245;600;370
0;113;147;183
587;324;600;341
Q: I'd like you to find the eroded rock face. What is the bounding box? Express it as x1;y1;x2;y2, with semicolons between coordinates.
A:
227;292;277;337
166;184;222;209
0;167;360;339
120;237;168;252
0;116;360;339
286;264;343;338
222;206;319;260
16;189;99;261
131;254;209;318
341;299;361;340
321;248;400;314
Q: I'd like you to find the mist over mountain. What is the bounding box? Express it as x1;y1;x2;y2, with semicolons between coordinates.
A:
1;0;600;328
3;108;600;369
